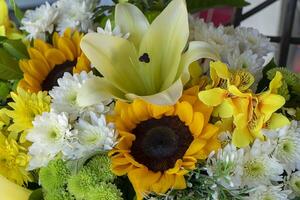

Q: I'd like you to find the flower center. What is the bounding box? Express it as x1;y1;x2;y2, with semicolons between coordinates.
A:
130;116;193;172
42;60;76;91
244;159;265;178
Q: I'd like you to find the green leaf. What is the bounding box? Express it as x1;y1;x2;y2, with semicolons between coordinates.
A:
256;58;278;93
28;188;44;200
9;0;24;23
2;39;28;59
0;82;10;102
187;0;250;12
0;49;23;80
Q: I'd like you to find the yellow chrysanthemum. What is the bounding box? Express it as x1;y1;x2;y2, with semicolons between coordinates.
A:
110;89;220;200
6;88;50;142
18;28;91;92
0;133;31;186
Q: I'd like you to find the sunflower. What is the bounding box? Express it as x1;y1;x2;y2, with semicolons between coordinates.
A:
18;28;91;93
110;87;220;200
6;88;51;142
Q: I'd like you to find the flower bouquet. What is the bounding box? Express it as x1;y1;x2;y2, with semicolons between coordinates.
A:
1;0;300;199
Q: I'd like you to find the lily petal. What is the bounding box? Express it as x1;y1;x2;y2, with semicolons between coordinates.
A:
77;77;126;106
80;33;145;94
126;79;183;105
177;41;220;85
115;3;149;47
138;0;189;92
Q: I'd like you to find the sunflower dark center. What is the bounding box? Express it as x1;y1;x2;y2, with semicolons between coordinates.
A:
131;116;193;172
41;60;76;91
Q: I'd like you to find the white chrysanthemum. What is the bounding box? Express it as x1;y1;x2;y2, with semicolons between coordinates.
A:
206;144;244;188
27;112;71;170
49;71;110;121
246;185;291;200
288;171;300;198
20;2;59;40
264;121;300;173
188;15;274;80
241;140;283;187
55;0;98;33
235;27;275;57
62;112;117;159
96;20;130;39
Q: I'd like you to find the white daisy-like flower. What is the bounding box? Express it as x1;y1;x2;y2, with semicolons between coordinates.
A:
96;20;130;39
54;0;98;33
264;121;300;173
49;71;110;121
20;2;59;40
206;143;244;189
240;140;283;187
62;112;117;159
27;112;71;170
188;15;274;82
246;185;291;200
288;171;300;198
235;27;275;57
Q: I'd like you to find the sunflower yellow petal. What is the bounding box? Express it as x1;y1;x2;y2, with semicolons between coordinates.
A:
173;175;186;190
189;112;204;137
175;101;193;125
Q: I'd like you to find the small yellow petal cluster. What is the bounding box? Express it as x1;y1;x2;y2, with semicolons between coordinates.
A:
198;61;288;147
0;134;31;186
6;88;51;142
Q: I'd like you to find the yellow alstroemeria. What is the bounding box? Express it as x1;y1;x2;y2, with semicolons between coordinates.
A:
198;61;287;147
78;0;219;106
0;175;31;200
0;0;22;39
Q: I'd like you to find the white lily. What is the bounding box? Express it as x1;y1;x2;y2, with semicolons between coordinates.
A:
78;0;219;106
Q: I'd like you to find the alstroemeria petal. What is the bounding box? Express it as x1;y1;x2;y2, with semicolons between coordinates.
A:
77;77;126;106
177;41;220;86
138;0;188;92
80;33;145;94
258;93;285;122
126;79;183;105
115;3;149;47
198;88;228;107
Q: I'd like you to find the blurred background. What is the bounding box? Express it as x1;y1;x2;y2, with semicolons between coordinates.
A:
8;0;300;72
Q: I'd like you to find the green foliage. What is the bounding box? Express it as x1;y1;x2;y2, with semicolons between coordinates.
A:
39;159;71;191
94;0;250;26
85;183;123;200
28;188;44;200
0;48;23;80
39;155;122;200
150;166;249;200
0;38;28;81
2;39;28;59
8;0;24;23
68;155;121;200
267;67;300;94
85;154;116;182
256;58;277;93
